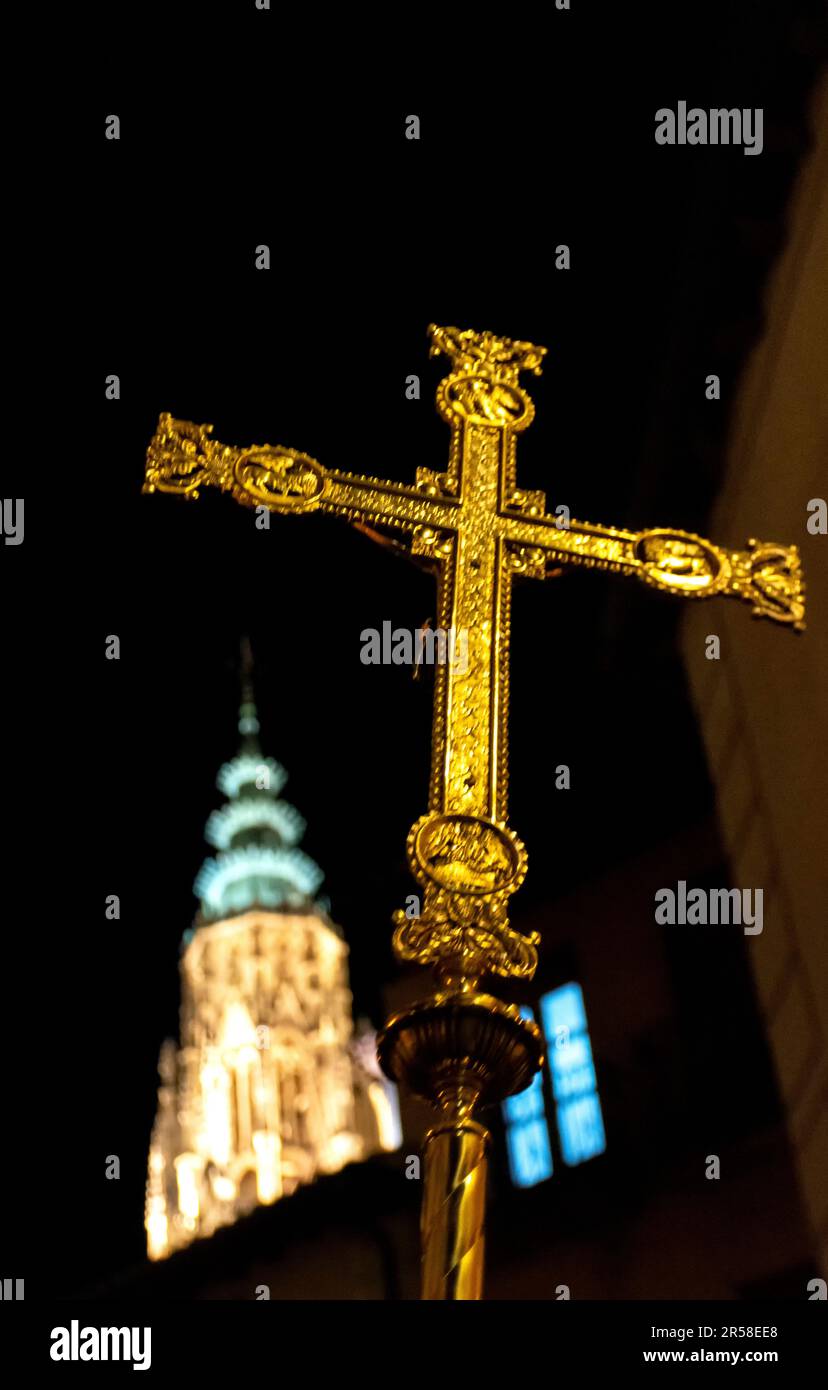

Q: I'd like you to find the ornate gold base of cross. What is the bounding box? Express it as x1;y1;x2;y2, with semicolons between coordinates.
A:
143;324;805;1300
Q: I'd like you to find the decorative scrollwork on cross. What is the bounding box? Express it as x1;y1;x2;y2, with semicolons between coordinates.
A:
144;324;805;985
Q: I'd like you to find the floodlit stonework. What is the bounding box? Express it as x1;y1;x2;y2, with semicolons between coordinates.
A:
145;655;399;1260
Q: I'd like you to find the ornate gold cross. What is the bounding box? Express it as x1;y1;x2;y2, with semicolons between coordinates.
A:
144;324;805;1299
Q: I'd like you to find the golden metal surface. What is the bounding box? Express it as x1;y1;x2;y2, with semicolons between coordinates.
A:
145;323;805;985
144;324;805;1299
420;1120;489;1300
377;988;544;1300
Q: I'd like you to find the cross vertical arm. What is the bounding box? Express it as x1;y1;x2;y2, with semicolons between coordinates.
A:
391;330;552;987
422;436;514;826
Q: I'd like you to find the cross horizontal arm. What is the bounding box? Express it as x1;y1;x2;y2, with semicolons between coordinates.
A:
502;510;806;629
143;413;457;536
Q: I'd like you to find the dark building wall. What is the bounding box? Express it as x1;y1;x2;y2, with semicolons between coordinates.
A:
681;75;828;1279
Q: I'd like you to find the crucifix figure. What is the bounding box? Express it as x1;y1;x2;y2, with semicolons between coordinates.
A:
144;324;805;1300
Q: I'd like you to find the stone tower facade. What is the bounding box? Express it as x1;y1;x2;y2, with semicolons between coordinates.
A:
145;648;398;1260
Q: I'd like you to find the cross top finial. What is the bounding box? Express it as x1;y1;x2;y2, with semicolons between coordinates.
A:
428;324;547;384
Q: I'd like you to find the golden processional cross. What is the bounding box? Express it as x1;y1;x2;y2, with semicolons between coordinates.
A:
144;324;805;1300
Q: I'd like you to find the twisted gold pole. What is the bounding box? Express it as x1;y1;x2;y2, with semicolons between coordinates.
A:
378;989;543;1300
421;1118;489;1300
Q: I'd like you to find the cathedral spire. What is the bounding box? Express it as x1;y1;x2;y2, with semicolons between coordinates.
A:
147;645;396;1263
192;641;324;923
237;635;261;754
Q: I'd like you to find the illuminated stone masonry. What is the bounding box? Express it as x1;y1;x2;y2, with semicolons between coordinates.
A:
145;661;399;1261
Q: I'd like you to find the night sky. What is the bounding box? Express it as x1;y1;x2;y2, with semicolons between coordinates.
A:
6;2;824;1297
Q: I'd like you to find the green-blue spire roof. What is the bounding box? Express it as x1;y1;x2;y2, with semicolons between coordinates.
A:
193;640;324;922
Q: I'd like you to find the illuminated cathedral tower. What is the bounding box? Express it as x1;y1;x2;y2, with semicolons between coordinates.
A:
145;644;399;1261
